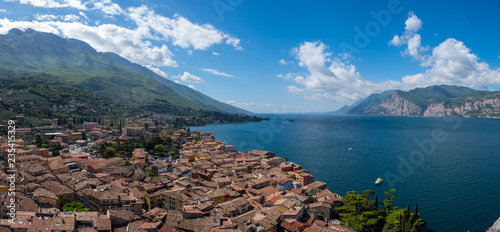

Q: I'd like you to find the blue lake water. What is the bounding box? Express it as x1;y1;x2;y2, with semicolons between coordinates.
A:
192;114;500;232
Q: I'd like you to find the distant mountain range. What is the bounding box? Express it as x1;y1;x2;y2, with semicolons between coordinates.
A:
334;85;500;118
0;28;249;114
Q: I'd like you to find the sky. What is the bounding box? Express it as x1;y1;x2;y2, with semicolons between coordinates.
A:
1;0;500;113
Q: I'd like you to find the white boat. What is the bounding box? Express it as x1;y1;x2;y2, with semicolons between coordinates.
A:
347;148;352;151
375;178;383;185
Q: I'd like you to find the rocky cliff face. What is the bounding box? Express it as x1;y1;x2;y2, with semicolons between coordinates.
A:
367;92;423;116
353;85;500;118
424;98;500;118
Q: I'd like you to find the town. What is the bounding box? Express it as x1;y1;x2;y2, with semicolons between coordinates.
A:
0;113;355;232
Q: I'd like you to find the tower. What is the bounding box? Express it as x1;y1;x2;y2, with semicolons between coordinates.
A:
123;120;128;136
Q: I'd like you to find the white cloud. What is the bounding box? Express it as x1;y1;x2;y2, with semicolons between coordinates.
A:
188;85;195;89
404;12;422;32
279;41;402;102
64;14;80;21
388;12;500;90
79;12;88;20
201;68;234;77
127;6;242;50
401;38;500;89
144;65;167;78
287;85;307;94
35;14;58;21
276;73;302;80
91;0;123;15
173;72;204;83
36;14;79;22
279;59;293;65
389;11;427;61
7;0;88;10
212;52;220;56
174;80;180;83
0;9;7;13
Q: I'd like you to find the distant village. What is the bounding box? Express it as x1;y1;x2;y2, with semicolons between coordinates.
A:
0;113;355;232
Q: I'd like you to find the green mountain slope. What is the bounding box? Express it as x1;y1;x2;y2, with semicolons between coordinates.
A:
396;85;474;109
0;28;249;114
0;73;133;126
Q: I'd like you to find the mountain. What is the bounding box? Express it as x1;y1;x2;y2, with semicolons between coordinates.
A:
0;28;249;114
347;85;500;118
344;90;397;114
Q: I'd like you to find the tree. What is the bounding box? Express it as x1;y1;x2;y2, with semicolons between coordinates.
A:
362;190;375;198
63;202;89;212
382;201;425;232
154;144;165;153
337;190;382;232
103;146;115;158
35;134;42;147
382;189;397;212
147;171;157;177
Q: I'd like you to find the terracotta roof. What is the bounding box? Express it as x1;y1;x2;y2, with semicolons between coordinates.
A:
96;215;112;231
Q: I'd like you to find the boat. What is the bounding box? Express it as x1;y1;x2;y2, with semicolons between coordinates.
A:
347;147;352;151
375;178;383;185
288;119;295;122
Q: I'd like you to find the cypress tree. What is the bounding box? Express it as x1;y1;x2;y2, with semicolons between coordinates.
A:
413;202;419;219
374;194;378;209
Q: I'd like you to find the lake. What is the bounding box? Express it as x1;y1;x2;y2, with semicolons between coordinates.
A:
192;114;500;232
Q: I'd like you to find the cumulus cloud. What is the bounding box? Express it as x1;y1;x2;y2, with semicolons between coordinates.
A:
144;65;167;78
280;34;500;103
402;38;500;88
283;41;400;102
173;72;204;83
201;68;233;77
404;12;422;32
212;52;220;56
388;12;500;90
389;11;427;61
188;85;195;89
127;5;242;50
